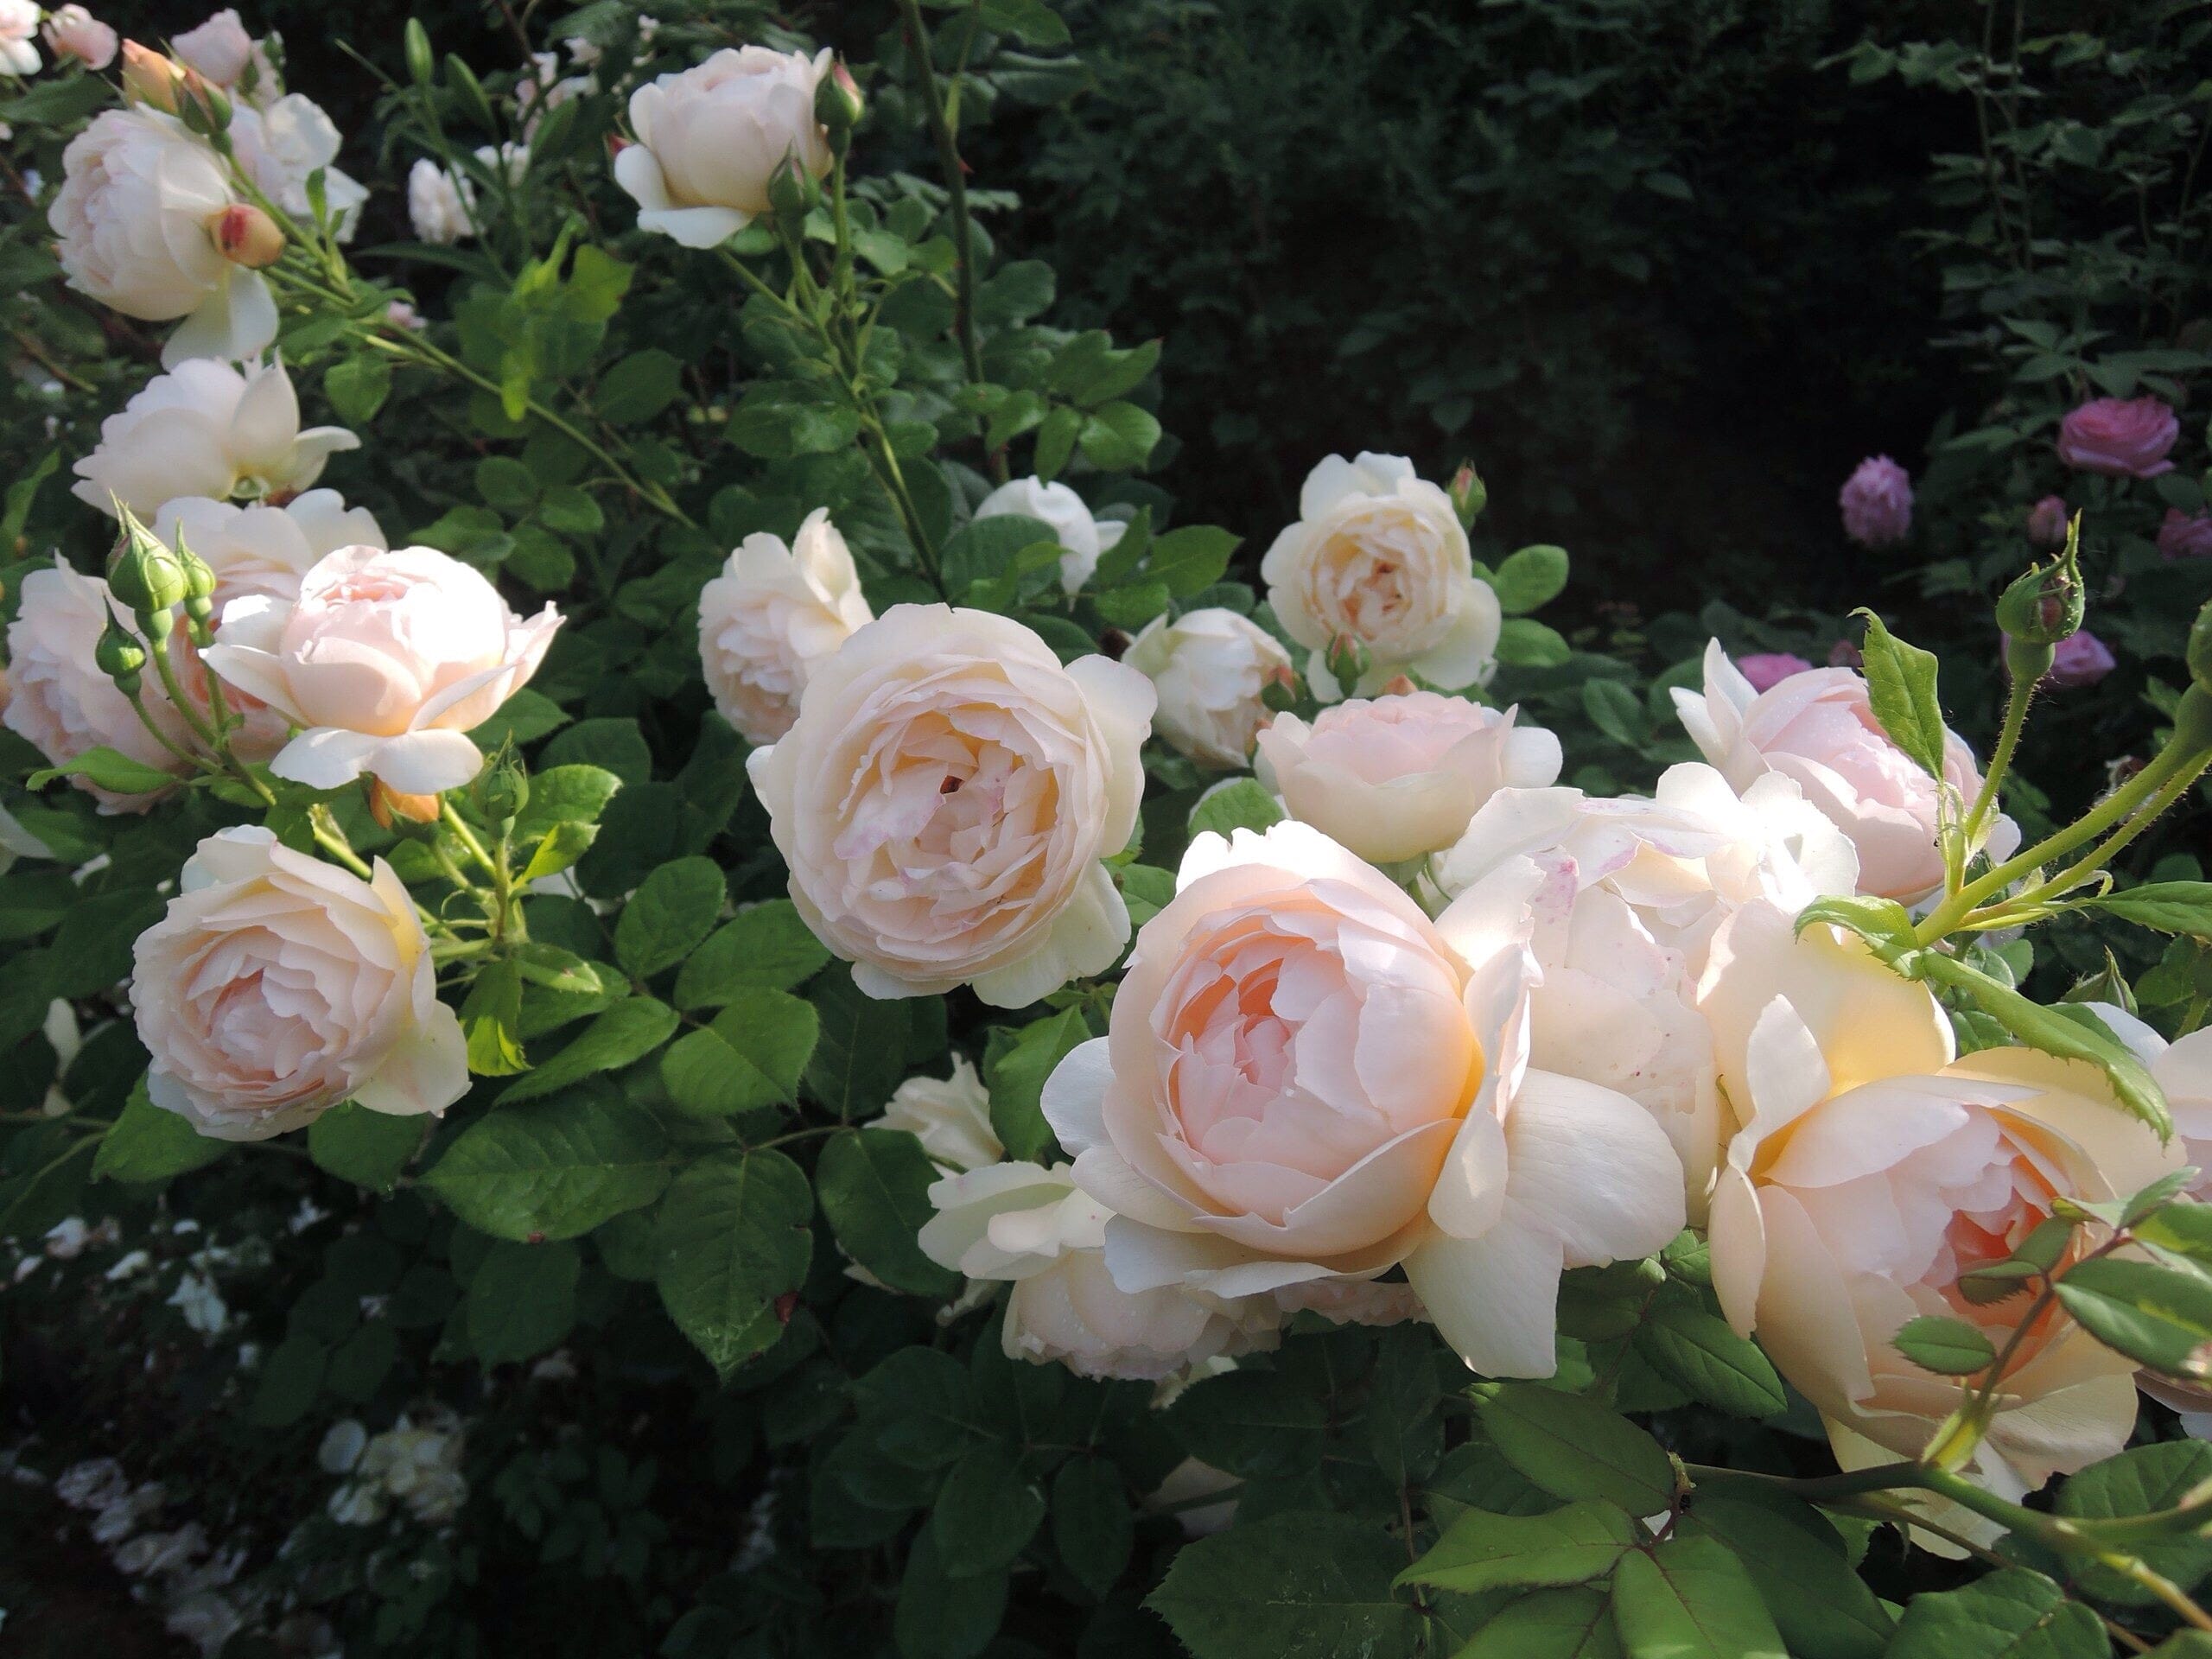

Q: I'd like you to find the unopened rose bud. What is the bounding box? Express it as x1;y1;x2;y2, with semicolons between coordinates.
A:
404;17;435;89
213;202;284;269
1448;461;1486;530
108;505;188;629
2189;599;2212;699
1995;518;2084;673
176;75;233;138
369;779;442;830
474;740;529;824
766;149;820;228
120;40;190;110
1325;632;1370;695
816;60;864;147
175;529;219;645
1259;666;1300;714
95;606;147;697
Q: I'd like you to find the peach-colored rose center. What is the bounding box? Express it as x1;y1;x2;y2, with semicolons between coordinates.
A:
1306;507;1449;650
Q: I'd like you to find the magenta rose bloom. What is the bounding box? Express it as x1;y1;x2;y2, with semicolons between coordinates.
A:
2027;496;2070;548
2044;630;2115;688
1839;455;1912;547
2056;397;2178;479
1736;652;1814;692
2157;509;2212;562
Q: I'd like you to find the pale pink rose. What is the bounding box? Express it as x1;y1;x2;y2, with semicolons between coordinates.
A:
696;507;871;745
2058;397;2179;479
918;1160;1281;1379
130;825;467;1140
2044;629;2115;688
0;0;40;73
170;10;257;88
2;560;193;810
1261;453;1500;696
2158;509;2212;562
877;1054;1001;1173
1736;652;1811;693
746;605;1155;1007
614;47;832;247
42;6;118;69
1125;608;1293;770
2028;496;2070;548
1041;820;1685;1378
1701;899;2178;1520
1254;690;1561;864
1673;639;2017;903
1839;455;1913;547
203;545;562;795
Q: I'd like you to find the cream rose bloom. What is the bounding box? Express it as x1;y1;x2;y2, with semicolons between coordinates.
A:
1700;899;2177;1512
73;357;359;521
1124;608;1292;769
2083;1006;2212;1200
696;507;873;745
973;477;1128;595
0;0;40;73
1041;820;1686;1377
747;605;1154;1007
204;544;563;795
614;46;832;248
919;1160;1281;1380
1260;453;1500;698
49;108;276;368
1674;640;2018;903
878;1054;1001;1173
1255;691;1560;865
130;826;468;1140
3;561;193;811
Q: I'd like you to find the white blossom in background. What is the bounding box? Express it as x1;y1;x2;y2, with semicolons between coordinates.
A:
877;1055;1001;1173
231;94;367;243
974;476;1128;594
0;0;42;74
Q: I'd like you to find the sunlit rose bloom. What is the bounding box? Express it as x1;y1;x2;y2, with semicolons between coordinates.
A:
973;477;1128;594
1736;652;1812;693
230;95;367;243
42;6;118;69
1255;691;1561;865
747;605;1154;1007
696;507;872;745
1839;455;1912;548
1042;820;1685;1377
919;1160;1281;1379
878;1054;1002;1173
204;545;562;794
1674;639;2016;903
2;560;193;810
1261;453;1500;697
0;0;41;73
1124;608;1293;769
130;826;468;1140
73;357;359;520
1700;899;2178;1526
614;46;832;247
2057;397;2179;480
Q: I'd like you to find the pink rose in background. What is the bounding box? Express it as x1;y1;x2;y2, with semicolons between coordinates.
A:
1736;652;1812;693
1839;455;1912;548
2044;630;2115;688
2158;509;2212;562
1827;639;1862;669
2057;397;2178;479
42;5;117;69
2027;496;2070;548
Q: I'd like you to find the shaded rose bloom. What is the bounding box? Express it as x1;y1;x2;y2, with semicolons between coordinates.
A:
2044;630;2114;688
974;477;1128;595
1254;690;1561;865
170;9;276;100
2057;397;2178;479
877;1055;1001;1173
2158;509;2212;563
696;507;872;745
0;0;40;73
1839;455;1912;548
1125;608;1293;770
2027;496;2070;548
43;6;118;69
1736;652;1812;693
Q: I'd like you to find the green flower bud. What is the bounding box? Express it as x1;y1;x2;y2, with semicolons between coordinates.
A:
2172;683;2212;761
1324;632;1370;696
176;528;219;645
1993;515;2085;648
108;505;189;620
176;75;232;138
95;606;147;697
405;18;435;90
1448;461;1486;530
474;739;530;825
2189;597;2212;698
766;150;821;229
815;60;865;146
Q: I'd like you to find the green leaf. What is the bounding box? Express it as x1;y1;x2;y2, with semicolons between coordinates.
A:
818;1128;961;1297
92;1083;228;1183
594;348;683;423
1033;405;1084;481
1678;1492;1891;1659
539;485;604;537
982;1007;1089;1162
1189;778;1285;838
496;996;678;1105
1090;580;1172;628
942;513;1058;592
614;856;727;978
519;820;597;883
423;1087;670;1241
1793;894;1919;964
476;454;537;513
654;1149;812;1376
1399;1500;1638;1595
470;688;569;749
466;1239;580;1365
515;763;623;834
1077;401;1162;471
804;966;910;1116
1582;680;1647;748
248;1335;326;1427
461;959;528;1076
1147;1512;1422;1659
2096;882;2212;939
1610;1535;1785;1659
660;988;818;1116
1632;1303;1786;1416
2056;1441;2212;1606
541;719;652;789
1497;618;1572;668
324;354;391;425
1892;1313;1999;1375
1493;544;1569;614
676;900;832;1007
1477;1383;1675;1515
1052;1457;1133;1601
27;746;181;798
895;1530;1009;1659
1145;525;1241;597
1852;609;1948;779
979;0;1071;48
1884;1568;2105;1659
307;1102;423;1192
931;1442;1046;1576
1453;1587;1622;1659
1167;1370;1325;1480
2054;1257;2212;1376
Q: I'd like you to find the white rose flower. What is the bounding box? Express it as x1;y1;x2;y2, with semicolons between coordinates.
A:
973;477;1129;594
407;158;474;245
73;357;359;520
1255;690;1561;864
1260;452;1500;697
696;507;873;744
1123;608;1293;769
204;544;563;795
2;560;194;811
0;0;41;73
614;46;832;247
230;94;367;243
747;604;1155;1007
919;1160;1281;1380
878;1055;1001;1173
48;108;276;368
130;825;468;1140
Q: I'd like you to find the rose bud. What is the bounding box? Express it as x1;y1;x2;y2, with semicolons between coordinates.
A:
213;202;285;269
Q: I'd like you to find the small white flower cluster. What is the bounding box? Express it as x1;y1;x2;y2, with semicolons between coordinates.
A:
48;1455;253;1656
320;1411;469;1529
